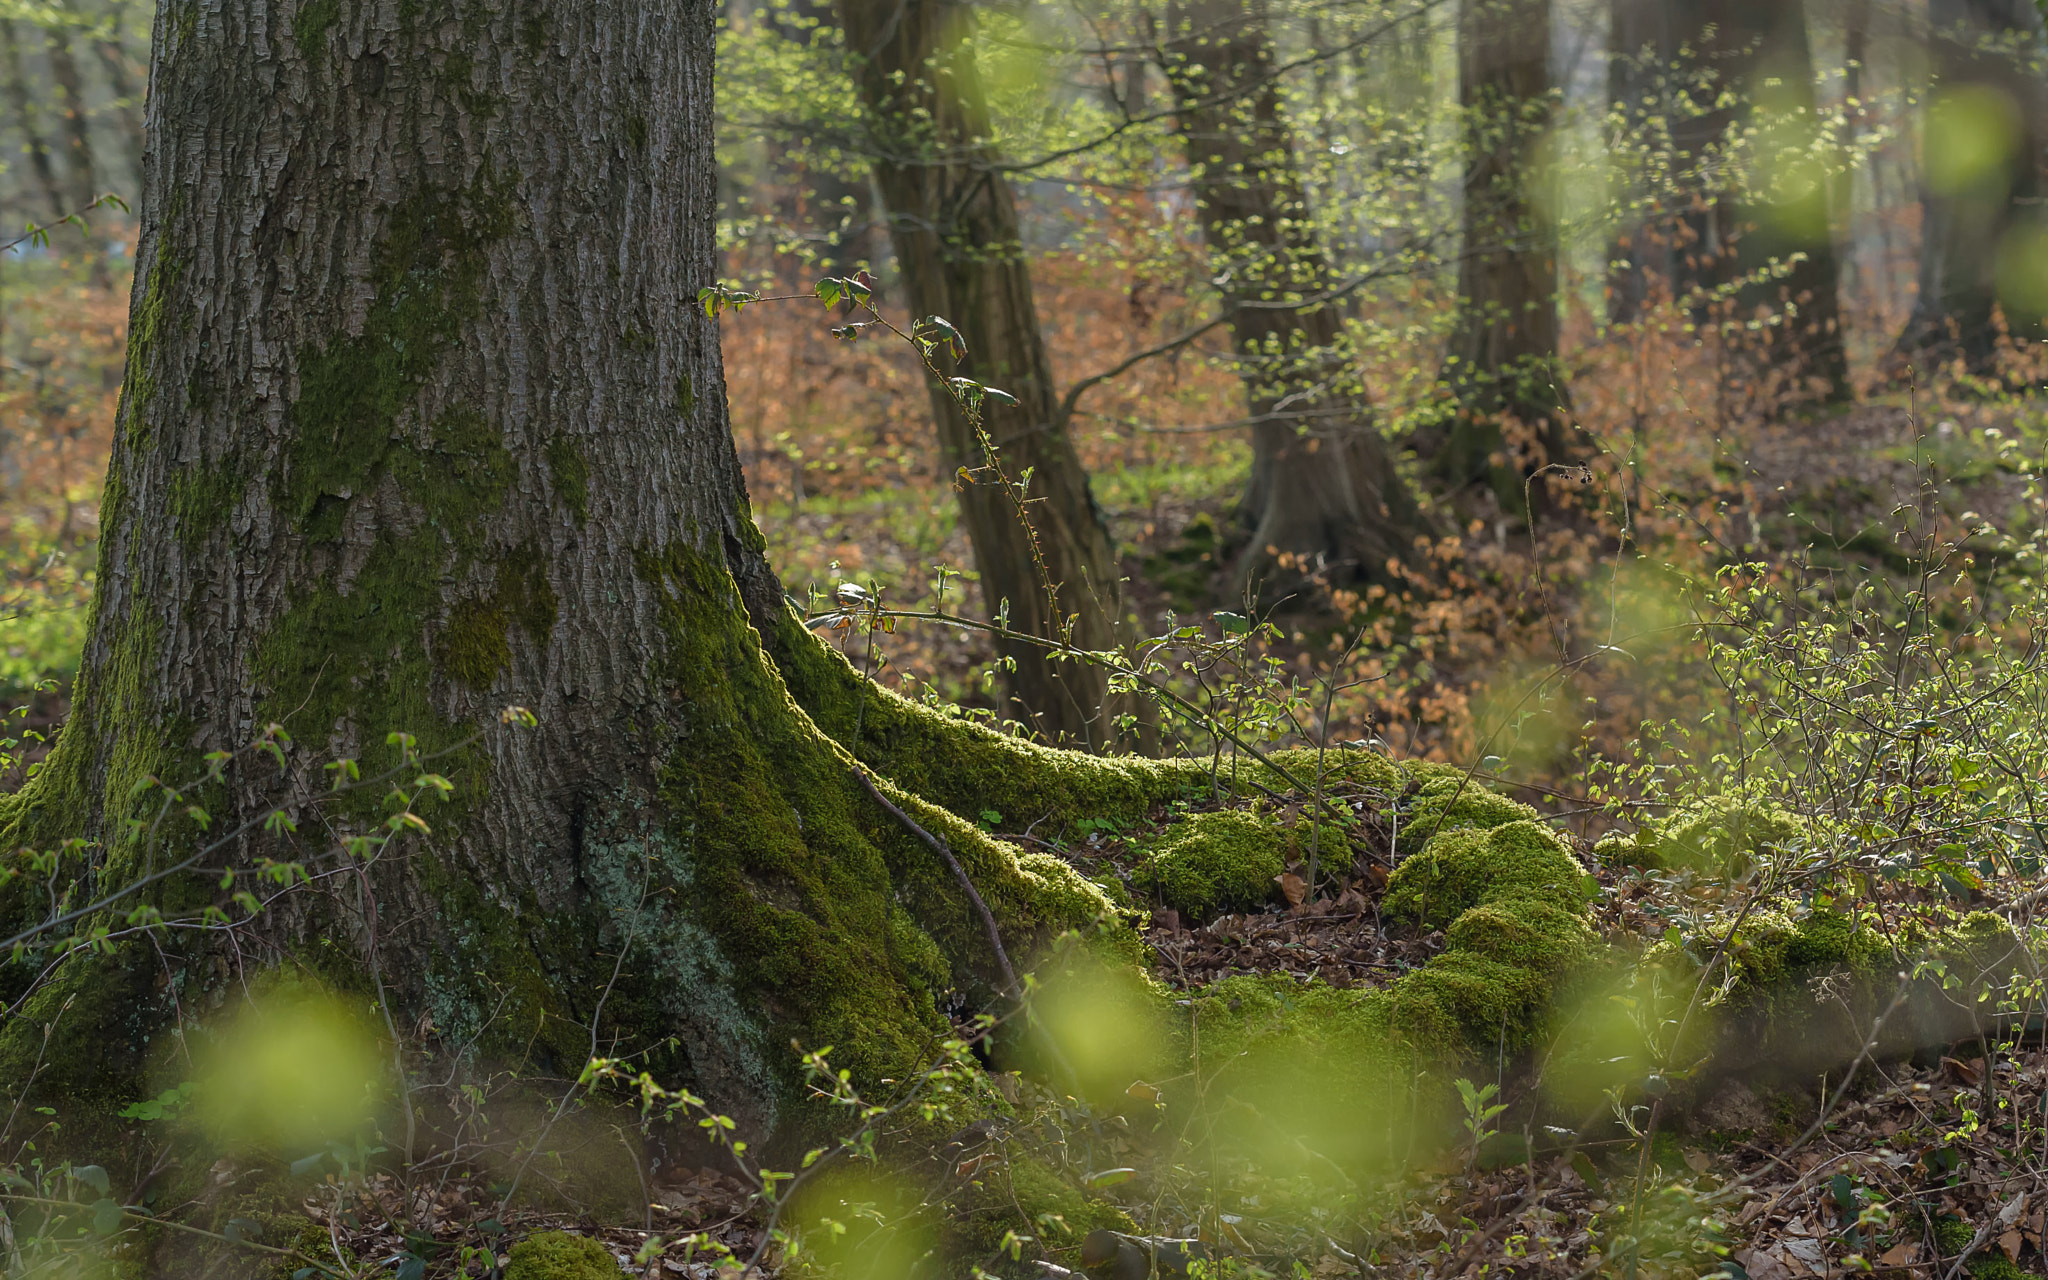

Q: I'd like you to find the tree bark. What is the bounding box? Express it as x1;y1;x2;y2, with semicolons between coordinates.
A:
1162;0;1432;605
1611;0;1849;402
1887;0;2048;381
1;20;67;220
1437;0;1573;510
0;0;1142;1152
835;0;1140;749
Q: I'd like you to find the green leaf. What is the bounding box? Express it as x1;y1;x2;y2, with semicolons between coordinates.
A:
73;1164;111;1195
92;1197;124;1235
1084;1168;1137;1188
1213;611;1250;635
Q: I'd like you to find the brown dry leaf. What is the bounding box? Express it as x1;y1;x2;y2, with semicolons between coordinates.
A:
1683;1150;1713;1173
1999;1231;2023;1262
1942;1056;1984;1087
1878;1241;1920;1267
1276;872;1306;906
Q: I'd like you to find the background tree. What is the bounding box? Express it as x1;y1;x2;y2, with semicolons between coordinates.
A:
0;0;1128;1142
1435;0;1573;510
835;0;1142;749
1608;0;1849;403
1887;0;2048;382
1160;0;1433;604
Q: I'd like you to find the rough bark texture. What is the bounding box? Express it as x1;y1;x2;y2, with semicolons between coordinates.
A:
835;0;1137;749
1609;0;1849;402
1888;0;2048;381
1162;0;1431;604
0;0;1131;1152
1438;0;1573;509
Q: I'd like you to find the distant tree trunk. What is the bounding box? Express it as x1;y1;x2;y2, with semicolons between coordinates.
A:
0;0;1134;1163
1672;0;1850;402
1609;0;1848;401
763;0;876;276
1887;0;2048;382
1163;0;1432;605
41;27;96;213
91;18;147;191
1436;0;1574;510
1604;0;1671;326
1;21;66;219
836;0;1140;749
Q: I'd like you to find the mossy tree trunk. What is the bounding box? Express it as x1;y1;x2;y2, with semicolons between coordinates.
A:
1435;0;1576;512
0;0;1148;1147
1161;0;1433;606
1888;0;2048;382
835;0;1140;750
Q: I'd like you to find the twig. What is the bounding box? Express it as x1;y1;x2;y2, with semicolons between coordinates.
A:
850;763;1017;994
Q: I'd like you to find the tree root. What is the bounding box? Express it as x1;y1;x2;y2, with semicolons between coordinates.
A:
849;762;1019;994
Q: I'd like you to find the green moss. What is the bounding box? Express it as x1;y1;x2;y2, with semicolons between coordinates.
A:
1930;1215;2026;1280
1130;809;1283;919
505;1230;626;1280
293;0;339;60
1395;777;1538;856
1384;820;1588;929
1601;795;1805;874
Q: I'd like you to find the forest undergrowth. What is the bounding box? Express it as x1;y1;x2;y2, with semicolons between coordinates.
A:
6;203;2048;1280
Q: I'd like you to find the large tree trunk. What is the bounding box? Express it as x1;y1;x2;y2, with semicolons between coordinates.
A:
835;0;1139;750
1887;0;2048;381
1162;0;1432;605
1436;0;1573;510
0;0;1144;1155
1611;0;1849;402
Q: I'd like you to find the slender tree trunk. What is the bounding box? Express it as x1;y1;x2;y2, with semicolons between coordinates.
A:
92;17;147;191
836;0;1140;749
42;26;96;211
0;0;1129;1153
1437;0;1573;509
1670;0;1851;402
1604;0;1670;326
1;21;67;220
1888;0;2048;381
1163;0;1432;605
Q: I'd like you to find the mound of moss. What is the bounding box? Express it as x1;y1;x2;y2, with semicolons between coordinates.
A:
1130;809;1284;919
1394;778;1539;856
1594;794;1805;875
1384;820;1590;929
505;1231;627;1280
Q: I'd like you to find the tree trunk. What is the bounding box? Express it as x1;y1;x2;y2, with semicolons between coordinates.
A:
1608;0;1848;401
835;0;1141;750
1437;0;1573;510
1887;0;2048;381
41;25;96;216
1162;0;1432;605
1;20;67;220
0;0;1146;1154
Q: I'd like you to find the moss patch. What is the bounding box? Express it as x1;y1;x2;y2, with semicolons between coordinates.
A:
1130;809;1284;919
1594;794;1805;875
1384;820;1589;929
505;1230;626;1280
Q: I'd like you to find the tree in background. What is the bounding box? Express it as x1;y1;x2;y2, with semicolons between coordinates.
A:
1435;0;1575;511
1161;0;1433;605
1888;0;2048;383
835;0;1144;749
1608;0;1849;403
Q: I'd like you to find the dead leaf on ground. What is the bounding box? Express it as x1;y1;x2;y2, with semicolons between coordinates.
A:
1275;872;1306;905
